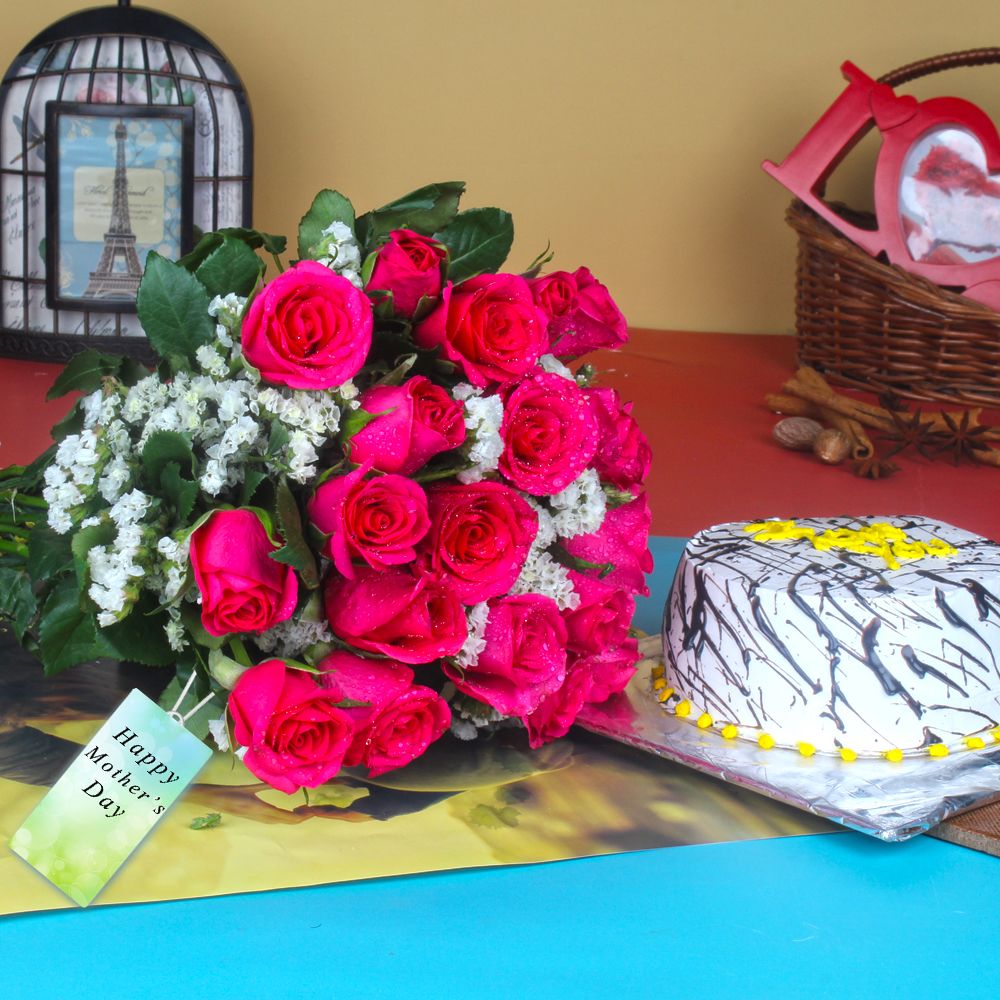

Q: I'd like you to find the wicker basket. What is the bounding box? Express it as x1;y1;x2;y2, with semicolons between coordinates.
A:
787;49;1000;407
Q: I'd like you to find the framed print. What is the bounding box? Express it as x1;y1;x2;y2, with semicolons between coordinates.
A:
44;102;194;312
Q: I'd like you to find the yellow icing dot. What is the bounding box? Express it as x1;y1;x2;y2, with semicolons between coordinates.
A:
797;742;816;757
991;726;1000;743
965;736;986;751
839;747;858;762
697;713;713;729
652;678;667;691
747;519;956;570
651;664;665;680
884;748;904;763
758;733;776;750
721;724;739;740
927;743;949;758
674;699;692;718
657;686;675;703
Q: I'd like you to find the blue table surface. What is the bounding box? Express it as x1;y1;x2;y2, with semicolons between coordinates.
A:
3;537;999;999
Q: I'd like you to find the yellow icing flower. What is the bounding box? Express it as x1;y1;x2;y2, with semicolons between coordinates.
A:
797;742;816;758
675;699;692;718
927;743;949;758
657;686;675;703
721;724;739;740
651;664;665;680
965;736;986;751
758;733;776;750
652;678;667;691
839;747;858;762
696;713;713;729
991;726;1000;743
884;748;904;763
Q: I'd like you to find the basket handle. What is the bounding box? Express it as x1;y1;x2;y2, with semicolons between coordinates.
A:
879;48;1000;88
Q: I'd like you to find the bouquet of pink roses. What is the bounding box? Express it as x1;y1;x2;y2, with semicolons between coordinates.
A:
0;182;652;794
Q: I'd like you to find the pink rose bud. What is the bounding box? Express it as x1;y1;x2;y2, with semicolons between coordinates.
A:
348;375;466;476
529;270;578;320
418;482;538;604
241;260;373;390
522;664;593;749
413;274;548;388
577;638;641;704
229;659;356;793
317;651;451;778
443;594;568;717
308;465;430;578
586;387;652;493
324;565;467;664
547;266;628;358
563;570;635;656
366;229;447;317
189;508;298;637
498;371;600;495
563;493;653;597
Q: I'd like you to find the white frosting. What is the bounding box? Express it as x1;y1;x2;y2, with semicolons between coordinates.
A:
661;515;1000;755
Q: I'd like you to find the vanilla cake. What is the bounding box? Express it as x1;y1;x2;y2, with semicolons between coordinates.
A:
659;515;1000;759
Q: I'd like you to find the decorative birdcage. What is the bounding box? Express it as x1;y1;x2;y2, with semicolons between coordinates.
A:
0;1;252;360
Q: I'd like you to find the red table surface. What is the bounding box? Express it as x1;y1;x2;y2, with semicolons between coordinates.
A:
0;330;996;542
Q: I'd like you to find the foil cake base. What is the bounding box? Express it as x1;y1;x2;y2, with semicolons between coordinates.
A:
577;637;1000;842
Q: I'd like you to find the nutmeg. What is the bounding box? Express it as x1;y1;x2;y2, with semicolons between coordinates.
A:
773;416;823;451
813;428;852;465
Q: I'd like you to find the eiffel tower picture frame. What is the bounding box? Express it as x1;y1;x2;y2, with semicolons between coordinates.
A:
44;102;194;313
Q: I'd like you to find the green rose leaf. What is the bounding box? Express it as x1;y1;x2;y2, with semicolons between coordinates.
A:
0;565;36;641
436;207;514;285
38;576;100;675
190;812;222;830
97;594;175;666
47;349;127;400
142;430;196;485
269;477;319;590
239;469;268;507
338;405;384;446
355;181;465;250
218;227;287;256
136;252;216;364
195;236;264;298
160;462;198;524
27;525;73;584
298;189;357;260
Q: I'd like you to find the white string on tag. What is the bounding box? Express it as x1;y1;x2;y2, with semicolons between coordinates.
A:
167;670;215;725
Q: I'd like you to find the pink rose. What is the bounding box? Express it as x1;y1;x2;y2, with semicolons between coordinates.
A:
522;664;593;749
419;482;537;604
229;659;355;793
318;651;450;777
547;267;628;358
563;493;653;597
241;260;372;389
324;565;467;663
498;371;600;495
189;508;298;637
563;570;635;656
366;229;447;317
443;594;567;717
348;376;466;475
308;466;430;578
530;270;578;320
413;274;547;387
578;638;640;703
587;387;651;493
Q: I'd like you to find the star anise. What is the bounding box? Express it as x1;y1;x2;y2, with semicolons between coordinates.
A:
880;408;943;459
877;389;909;414
852;454;900;479
934;409;993;465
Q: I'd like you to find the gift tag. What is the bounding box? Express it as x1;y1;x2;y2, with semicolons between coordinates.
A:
9;688;212;906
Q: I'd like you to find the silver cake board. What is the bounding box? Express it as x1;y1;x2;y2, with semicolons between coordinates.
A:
577;637;1000;842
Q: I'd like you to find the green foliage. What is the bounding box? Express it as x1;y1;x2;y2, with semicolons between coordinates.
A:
46;349;147;400
142;430;195;484
97;594;175;666
37;576;99;675
298;189;357;260
0;565;36;641
136;253;215;364
27;526;72;584
195;236;264;298
355;181;465;251
436;207;514;285
178;227;286;273
269;477;319;590
339;406;384;445
189;812;222;830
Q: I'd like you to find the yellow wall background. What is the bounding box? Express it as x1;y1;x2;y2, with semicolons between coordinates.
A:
6;1;1000;333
